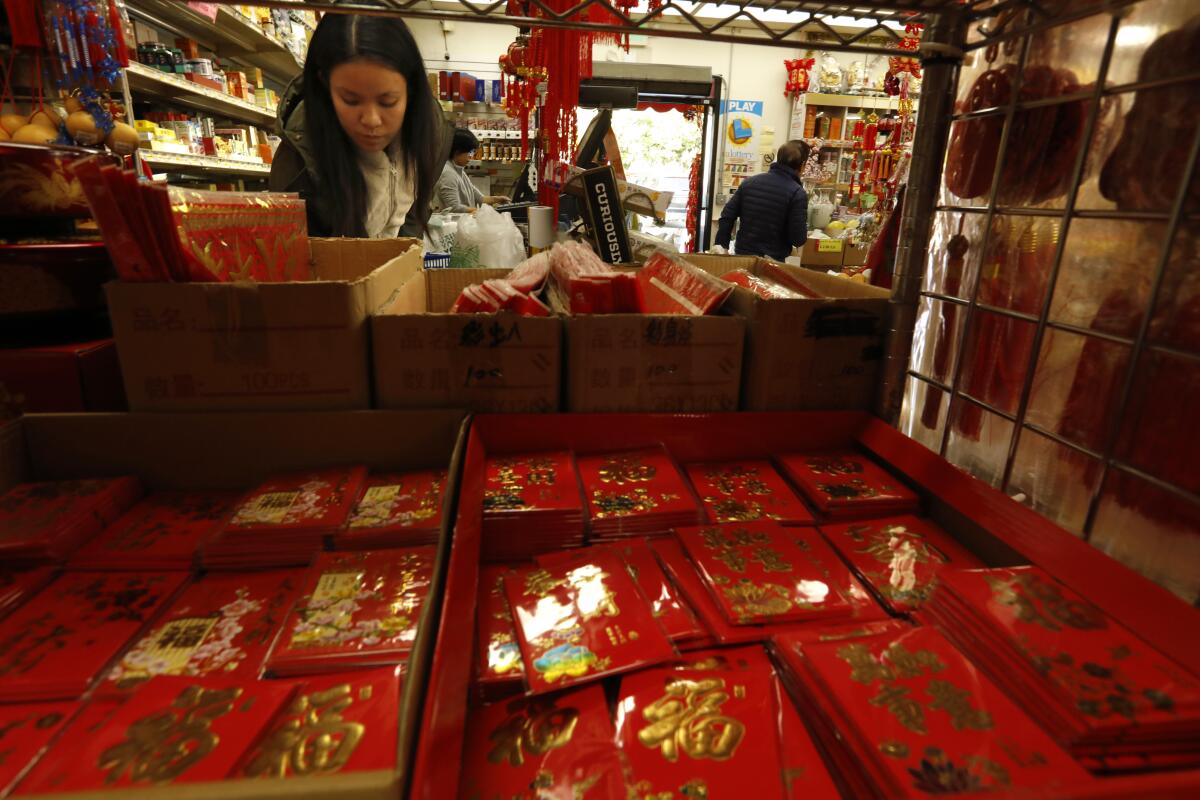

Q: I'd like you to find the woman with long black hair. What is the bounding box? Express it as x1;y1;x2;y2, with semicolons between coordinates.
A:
270;12;447;238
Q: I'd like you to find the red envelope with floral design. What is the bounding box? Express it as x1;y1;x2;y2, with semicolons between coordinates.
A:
0;477;142;563
71;491;239;570
457;684;625;799
820;516;983;613
675;522;853;626
776;451;919;518
504;551;676;694
0;701;77;796
100;570;304;694
239;666;402;779
476;565;525;690
18;676;295;793
336;470;447;549
685;460;815;526
0;572;187;702
265;547;435;676
616;665;786;799
225;467;368;534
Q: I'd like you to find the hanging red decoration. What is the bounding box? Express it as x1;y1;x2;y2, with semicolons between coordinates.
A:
783;57;814;100
885;22;923;96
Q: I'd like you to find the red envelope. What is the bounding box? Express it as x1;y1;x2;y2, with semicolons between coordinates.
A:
504;551;676;694
100;570;304;694
71;491;239;570
685;460;815;526
238;666;403;779
0;571;188;702
0;477;142;563
0;700;77;796
457;684;625;799
225;467;368;534
264;547;435;676
0;568;57;620
610;540;708;643
577;447;702;539
336;470;447;549
776;451;919;519
636;251;734;315
18;677;295;793
476;565;525;690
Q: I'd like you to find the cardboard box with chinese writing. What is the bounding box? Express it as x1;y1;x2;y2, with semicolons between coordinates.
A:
562;312;744;412
372;268;561;413
0;407;468;800
106;238;422;412
685;255;889;410
796;238;845;267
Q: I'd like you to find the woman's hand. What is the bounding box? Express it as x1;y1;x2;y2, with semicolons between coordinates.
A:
483;195;511;205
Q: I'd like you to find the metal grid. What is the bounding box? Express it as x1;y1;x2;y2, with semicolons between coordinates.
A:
903;0;1200;567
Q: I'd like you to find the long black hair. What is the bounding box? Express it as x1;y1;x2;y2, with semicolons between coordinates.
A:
303;13;443;236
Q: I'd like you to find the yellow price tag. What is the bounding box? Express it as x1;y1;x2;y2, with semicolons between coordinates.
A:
817;239;844;253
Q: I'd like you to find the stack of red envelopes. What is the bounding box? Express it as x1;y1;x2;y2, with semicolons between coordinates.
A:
650;532;887;647
99;569;304;694
457;684;626;799
70;491;238;571
504;550;676;694
203;466;368;569
475;565;525;697
0;477;142;563
776;451;919;519
17;676;296;794
685;459;815;525
238;665;403;780
578;447;702;541
481;451;585;560
773;625;1090;799
819;515;983;614
925;566;1200;770
0;700;77;796
0;568;57;620
615;658;788;798
334;469;447;550
594;539;708;644
264;547;435;677
637;251;734;315
0;571;187;702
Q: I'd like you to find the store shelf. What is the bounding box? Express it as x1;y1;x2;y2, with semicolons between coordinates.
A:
469;129;520;140
126;0;302;82
126;62;275;126
140;150;271;177
805;93;900;108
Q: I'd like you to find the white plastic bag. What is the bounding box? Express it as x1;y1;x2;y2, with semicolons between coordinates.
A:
450;205;526;268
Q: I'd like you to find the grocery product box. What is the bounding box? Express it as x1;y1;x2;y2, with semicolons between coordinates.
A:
561;311;744;412
686;254;889;410
797;238;845;267
107;237;422;412
0;408;468;800
372;268;561;413
0;339;125;413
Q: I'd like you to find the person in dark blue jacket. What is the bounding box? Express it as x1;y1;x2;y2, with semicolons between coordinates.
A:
715;139;811;260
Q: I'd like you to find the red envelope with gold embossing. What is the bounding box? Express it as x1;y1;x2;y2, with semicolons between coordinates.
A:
99;570;304;696
481;451;585;560
0;700;77;796
685;460;815;526
456;684;625;799
0;477;142;564
577;446;703;541
0;571;187;702
17;677;295;793
616;664;786;799
476;565;525;693
675;522;854;626
335;470;447;550
504;551;676;694
71;491;239;571
264;547;435;677
238;666;402;780
776;451;919;519
820;516;983;614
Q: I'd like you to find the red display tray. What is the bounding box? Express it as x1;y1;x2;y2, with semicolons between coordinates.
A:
409;412;1200;800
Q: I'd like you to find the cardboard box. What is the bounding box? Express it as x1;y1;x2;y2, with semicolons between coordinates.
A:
373;268;561;413
686;254;889;410
562;312;744;412
107;238;422;412
843;242;869;267
0;408;467;800
563;165;673;221
797;238;845;267
0;339;126;413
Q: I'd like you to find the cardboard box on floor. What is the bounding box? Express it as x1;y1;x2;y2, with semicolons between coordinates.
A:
372;268;561;413
106;238;423;413
0;408;469;800
686;254;889;410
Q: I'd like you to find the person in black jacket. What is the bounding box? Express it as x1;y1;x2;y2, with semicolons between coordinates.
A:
268;13;448;238
715;140;810;260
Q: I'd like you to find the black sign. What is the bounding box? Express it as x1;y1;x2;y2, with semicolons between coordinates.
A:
580;165;632;264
